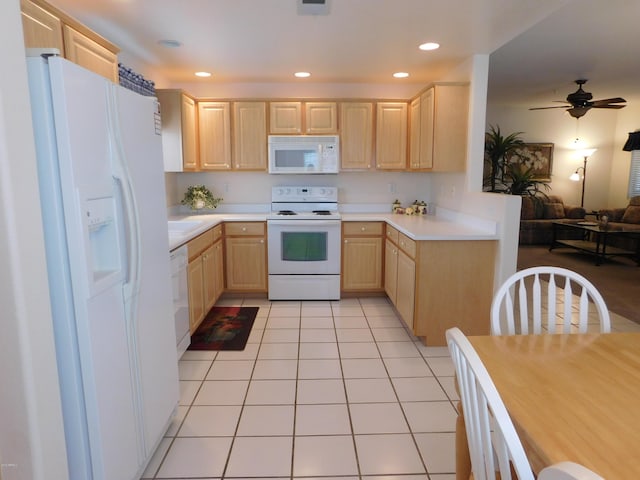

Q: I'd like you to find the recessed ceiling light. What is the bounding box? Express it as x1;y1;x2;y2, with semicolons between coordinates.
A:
194;71;212;77
294;72;311;78
158;39;182;48
419;42;440;51
393;72;409;78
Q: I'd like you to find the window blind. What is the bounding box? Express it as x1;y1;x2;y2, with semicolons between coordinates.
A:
628;150;640;197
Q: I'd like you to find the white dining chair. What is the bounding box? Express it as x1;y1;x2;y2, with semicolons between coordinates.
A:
538;461;605;480
491;266;611;335
446;327;535;480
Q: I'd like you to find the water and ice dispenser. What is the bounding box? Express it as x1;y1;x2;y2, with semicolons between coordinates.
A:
84;196;122;294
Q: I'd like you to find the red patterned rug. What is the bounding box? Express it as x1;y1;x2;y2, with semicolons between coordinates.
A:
188;306;259;351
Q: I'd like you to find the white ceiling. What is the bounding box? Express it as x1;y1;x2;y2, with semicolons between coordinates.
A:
48;0;640;108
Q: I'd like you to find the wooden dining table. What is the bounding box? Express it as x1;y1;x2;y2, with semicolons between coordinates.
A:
467;332;640;479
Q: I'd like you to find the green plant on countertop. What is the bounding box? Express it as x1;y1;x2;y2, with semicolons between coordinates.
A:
181;185;223;210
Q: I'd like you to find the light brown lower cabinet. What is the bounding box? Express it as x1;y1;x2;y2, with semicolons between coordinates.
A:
384;225;497;346
187;256;205;333
224;222;267;292
413;240;496;345
187;225;223;333
342;222;384;293
384;227;416;329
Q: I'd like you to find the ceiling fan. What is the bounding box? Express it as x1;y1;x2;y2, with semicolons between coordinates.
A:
529;79;626;118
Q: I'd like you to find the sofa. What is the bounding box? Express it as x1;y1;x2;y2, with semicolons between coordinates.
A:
598;196;640;251
519;195;586;245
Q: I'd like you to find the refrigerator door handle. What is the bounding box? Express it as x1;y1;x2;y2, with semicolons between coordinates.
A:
112;175;135;288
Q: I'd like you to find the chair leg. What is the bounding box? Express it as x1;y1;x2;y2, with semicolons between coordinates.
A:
456;401;472;480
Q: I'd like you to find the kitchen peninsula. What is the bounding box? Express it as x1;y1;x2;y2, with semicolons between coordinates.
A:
169;209;497;346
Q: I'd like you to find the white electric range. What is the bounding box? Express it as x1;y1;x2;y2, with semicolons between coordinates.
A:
266;186;341;300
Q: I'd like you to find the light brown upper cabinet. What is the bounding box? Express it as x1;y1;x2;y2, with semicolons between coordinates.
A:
20;0;119;82
409;84;469;172
269;101;337;134
62;25;118;82
375;102;408;170
305;102;338;134
233;102;267;170
20;0;63;52
198;101;231;170
340;102;373;170
156;90;198;172
270;102;302;134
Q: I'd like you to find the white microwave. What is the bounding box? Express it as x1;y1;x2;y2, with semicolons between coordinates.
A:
268;135;339;174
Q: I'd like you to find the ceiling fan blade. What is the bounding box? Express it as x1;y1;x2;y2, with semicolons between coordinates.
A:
592;104;626;109
529;106;570;110
592;97;626;106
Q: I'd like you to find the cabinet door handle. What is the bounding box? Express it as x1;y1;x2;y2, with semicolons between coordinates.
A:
361;227;366;231
242;227;247;231
260;239;264;243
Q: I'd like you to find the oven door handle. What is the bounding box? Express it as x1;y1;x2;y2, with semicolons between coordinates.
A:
267;219;341;227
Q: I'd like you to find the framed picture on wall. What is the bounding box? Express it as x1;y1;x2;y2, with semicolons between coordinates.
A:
506;143;554;181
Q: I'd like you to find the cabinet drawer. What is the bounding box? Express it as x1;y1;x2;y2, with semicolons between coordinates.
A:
212;224;223;242
398;232;416;258
385;225;399;244
187;229;214;261
225;222;265;236
343;221;384;236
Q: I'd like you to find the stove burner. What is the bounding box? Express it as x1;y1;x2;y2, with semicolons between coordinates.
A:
313;210;332;215
277;210;297;216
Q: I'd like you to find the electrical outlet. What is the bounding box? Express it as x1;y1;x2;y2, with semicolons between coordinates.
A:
224;183;229;193
387;183;396;194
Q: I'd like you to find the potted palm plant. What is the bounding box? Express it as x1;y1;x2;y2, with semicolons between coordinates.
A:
484;125;525;192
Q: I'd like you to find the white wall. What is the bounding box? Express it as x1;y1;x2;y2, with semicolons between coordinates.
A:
169;171;432;210
486;103;619;210
1;0;69;478
434;55;521;289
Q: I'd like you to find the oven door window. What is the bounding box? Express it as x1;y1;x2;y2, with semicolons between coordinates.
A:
281;231;327;261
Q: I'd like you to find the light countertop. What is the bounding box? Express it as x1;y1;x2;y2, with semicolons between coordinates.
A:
168;210;497;251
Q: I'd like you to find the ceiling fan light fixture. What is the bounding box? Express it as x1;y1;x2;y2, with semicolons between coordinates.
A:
294;71;311;78
194;71;212;77
393;72;409;78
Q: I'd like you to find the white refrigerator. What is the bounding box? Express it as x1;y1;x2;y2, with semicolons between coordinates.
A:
27;53;179;480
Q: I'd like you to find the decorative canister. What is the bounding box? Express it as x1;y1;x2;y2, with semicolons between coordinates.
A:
392;199;401;213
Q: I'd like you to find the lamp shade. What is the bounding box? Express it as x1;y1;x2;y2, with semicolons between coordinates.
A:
577;148;597;158
623;132;640;151
570;172;580;181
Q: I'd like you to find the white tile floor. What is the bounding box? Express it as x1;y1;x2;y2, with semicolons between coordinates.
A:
141;296;457;480
142;296;640;480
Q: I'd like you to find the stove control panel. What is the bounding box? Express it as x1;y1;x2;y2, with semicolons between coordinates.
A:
272;186;337;203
